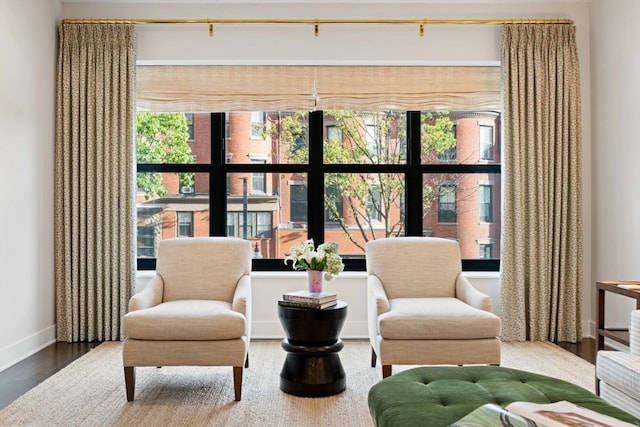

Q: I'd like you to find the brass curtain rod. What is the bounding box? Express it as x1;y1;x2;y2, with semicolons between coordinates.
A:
61;17;574;37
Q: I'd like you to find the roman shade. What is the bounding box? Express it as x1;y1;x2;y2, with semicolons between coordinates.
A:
136;65;501;112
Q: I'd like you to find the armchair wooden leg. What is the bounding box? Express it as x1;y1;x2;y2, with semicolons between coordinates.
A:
233;366;243;401
124;366;135;402
382;364;392;378
371;347;377;368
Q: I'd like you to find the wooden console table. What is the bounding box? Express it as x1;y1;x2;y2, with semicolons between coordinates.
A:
596;281;640;350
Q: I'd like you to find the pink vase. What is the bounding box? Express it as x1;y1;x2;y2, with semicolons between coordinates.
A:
307;270;323;294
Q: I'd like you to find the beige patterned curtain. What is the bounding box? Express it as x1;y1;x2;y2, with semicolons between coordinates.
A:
501;24;583;342
55;24;136;342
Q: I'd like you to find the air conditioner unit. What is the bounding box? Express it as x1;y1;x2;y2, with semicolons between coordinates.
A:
180;186;194;194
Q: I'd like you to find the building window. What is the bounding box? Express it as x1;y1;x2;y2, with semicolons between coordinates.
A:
290;183;307;223
438;184;457;223
137;226;155;258
251;158;266;193
227;212;273;238
256;212;272;237
479;243;493;259
177;211;193;237
327;125;343;142
366;124;378;159
250;111;265;139
480;125;493;160
479;184;493;223
185;113;195;141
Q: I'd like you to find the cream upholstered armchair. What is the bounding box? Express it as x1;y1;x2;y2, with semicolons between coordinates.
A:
596;310;640;419
365;237;502;378
122;237;252;401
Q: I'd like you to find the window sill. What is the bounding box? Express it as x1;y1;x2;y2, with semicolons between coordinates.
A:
136;270;500;280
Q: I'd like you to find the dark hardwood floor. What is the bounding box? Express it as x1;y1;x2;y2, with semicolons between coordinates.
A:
0;338;597;411
0;341;101;410
556;338;597;364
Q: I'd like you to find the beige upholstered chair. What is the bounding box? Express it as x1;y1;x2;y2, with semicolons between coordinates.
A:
365;237;502;378
596;310;640;419
122;237;252;401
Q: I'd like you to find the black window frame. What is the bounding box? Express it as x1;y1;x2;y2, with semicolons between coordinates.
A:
137;111;500;272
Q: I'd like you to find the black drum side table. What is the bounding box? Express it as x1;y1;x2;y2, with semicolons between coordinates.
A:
277;300;348;397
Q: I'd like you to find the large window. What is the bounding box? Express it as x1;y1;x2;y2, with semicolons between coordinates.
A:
136;110;500;271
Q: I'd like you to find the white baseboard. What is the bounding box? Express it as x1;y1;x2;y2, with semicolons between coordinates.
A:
584;320;595;339
0;325;56;373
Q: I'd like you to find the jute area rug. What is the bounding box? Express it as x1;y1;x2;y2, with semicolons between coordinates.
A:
0;340;595;427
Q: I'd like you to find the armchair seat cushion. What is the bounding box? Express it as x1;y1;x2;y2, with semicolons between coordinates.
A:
378;298;501;340
123;300;246;340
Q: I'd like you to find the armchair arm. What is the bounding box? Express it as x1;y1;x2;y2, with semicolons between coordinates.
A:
368;274;390;344
232;274;252;318
455;274;492;312
128;275;163;311
232;274;252;340
631;310;640;356
368;275;391;315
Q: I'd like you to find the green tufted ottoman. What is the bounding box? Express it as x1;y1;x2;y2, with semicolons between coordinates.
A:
368;366;640;427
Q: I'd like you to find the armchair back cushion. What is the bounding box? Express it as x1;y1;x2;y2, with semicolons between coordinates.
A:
158;237;252;303
366;237;461;299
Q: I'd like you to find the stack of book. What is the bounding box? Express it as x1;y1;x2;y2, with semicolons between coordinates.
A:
278;290;338;309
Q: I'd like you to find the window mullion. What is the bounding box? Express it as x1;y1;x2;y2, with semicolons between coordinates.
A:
308;110;325;244
405;111;423;236
210;112;227;236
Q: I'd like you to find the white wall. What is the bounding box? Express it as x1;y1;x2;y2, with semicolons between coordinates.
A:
0;0;59;371
590;0;640;333
8;0;628;370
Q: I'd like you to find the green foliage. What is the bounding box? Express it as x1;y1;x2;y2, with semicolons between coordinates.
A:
265;110;456;249
421;111;457;159
278;112;309;164
136;113;195;199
